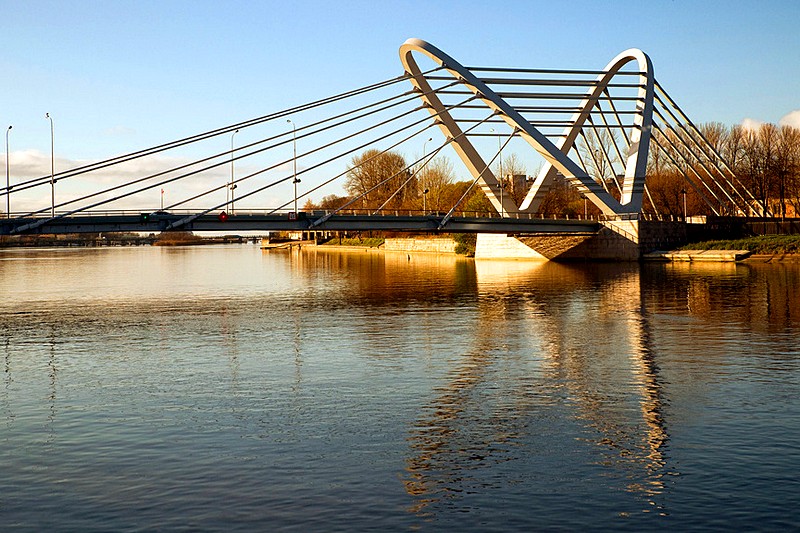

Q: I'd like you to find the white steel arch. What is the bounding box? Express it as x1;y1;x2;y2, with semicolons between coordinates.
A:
399;38;656;217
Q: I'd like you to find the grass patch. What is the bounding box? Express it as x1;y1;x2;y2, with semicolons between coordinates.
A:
681;234;800;254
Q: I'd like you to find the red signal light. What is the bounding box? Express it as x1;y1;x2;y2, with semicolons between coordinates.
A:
218;211;229;222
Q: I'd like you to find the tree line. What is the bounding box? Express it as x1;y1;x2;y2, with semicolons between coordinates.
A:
646;122;800;218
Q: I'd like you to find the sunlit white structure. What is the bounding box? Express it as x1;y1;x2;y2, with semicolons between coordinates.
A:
400;38;758;220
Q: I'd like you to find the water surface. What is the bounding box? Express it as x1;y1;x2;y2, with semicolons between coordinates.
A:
1;245;798;531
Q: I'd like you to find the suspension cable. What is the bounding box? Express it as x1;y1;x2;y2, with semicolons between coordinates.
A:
3;70;443;194
166;95;480;230
14;80;460;229
164;81;462;213
371;141;448;214
439;121;516;229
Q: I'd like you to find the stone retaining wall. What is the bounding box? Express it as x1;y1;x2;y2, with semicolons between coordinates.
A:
384;237;457;254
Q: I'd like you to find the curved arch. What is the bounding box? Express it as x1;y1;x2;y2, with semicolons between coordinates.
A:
399;38;655;217
399;39;518;216
520;49;655;214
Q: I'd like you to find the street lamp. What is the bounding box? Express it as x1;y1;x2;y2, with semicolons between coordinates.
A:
5;125;11;218
422;136;432;214
45;113;54;217
681;188;687;220
489;127;503;176
287;119;299;215
491;127;504;216
497;130;503;180
230;129;239;214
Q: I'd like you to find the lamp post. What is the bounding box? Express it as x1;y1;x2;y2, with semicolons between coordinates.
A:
497;130;503;181
287;119;299;215
491;127;505;217
681;188;687;220
5;125;11;218
230;129;239;214
490;127;503;176
45;113;54;217
422;136;432;215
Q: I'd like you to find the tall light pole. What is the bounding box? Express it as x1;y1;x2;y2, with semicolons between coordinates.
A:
45;113;54;217
682;188;687;220
287;119;299;214
499;183;505;218
230;129;239;214
497;129;503;181
491;127;504;217
422;136;432;215
5;125;11;218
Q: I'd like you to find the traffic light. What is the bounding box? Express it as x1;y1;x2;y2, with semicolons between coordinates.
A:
218;211;229;222
139;213;150;223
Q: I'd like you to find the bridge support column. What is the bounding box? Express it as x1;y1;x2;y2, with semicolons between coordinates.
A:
474;220;688;261
474;234;549;260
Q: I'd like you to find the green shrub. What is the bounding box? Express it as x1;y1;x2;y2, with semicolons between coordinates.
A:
453;233;477;256
322;237;385;247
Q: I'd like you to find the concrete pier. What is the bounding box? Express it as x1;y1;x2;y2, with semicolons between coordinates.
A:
474;220;688;261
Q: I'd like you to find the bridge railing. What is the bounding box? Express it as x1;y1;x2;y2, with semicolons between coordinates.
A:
7;207;629;223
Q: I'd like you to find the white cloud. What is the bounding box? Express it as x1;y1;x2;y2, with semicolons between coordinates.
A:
2;149;284;214
779;110;800;129
740;117;764;131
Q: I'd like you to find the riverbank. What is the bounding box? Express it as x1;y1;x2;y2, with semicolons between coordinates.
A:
680;234;800;255
745;254;800;263
646;235;800;262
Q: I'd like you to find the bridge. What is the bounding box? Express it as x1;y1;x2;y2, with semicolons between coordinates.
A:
2;211;598;235
2;39;758;258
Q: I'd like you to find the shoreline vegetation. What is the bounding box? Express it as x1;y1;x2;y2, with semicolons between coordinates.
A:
319;237;385;248
680;235;800;255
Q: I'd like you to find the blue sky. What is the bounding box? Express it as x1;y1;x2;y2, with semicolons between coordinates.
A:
1;0;798;210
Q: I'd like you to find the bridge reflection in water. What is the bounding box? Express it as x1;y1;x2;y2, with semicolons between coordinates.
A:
401;259;669;517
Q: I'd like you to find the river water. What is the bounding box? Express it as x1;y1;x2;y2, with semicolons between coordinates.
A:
1;245;798;531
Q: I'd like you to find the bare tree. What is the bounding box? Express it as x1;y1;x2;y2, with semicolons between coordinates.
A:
739;124;778;217
493;152;528;204
344;149;409;210
776;125;800;219
418;156;455;213
576;130;623;196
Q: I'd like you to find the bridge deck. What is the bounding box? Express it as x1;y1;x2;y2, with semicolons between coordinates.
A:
1;212;600;236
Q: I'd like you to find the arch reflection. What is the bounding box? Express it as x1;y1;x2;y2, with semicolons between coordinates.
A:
403;260;670;517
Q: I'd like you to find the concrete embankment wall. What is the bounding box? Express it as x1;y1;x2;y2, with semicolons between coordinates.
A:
384;237;457;254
